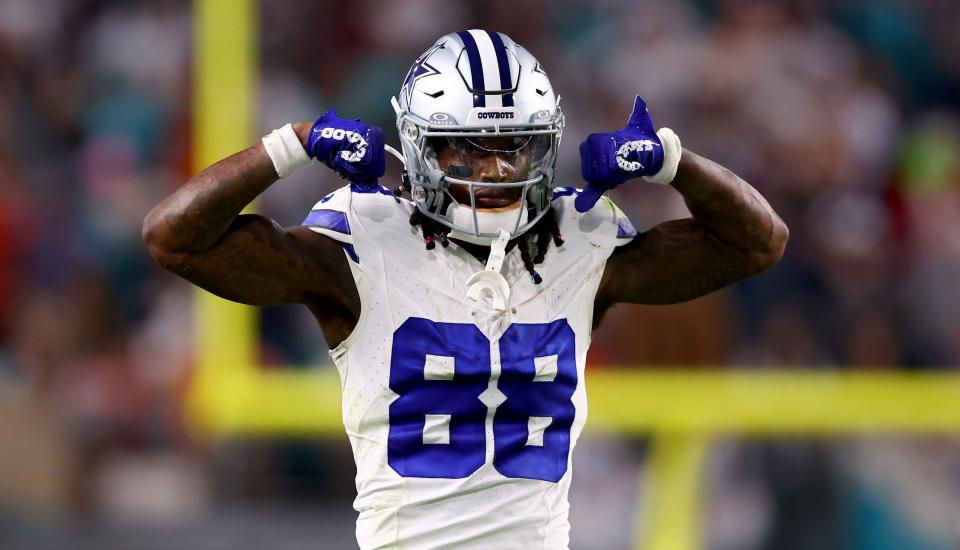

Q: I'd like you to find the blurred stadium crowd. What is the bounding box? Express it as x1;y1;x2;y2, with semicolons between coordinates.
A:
1;0;959;549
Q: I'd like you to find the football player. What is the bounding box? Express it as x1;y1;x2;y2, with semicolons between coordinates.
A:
143;30;787;549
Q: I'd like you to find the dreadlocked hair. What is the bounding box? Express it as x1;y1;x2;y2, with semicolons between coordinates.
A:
407;206;564;285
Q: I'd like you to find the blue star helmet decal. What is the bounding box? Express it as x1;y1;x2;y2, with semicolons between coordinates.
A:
401;42;444;104
533;60;547;76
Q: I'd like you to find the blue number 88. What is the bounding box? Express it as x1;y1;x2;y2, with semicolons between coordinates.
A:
388;317;577;482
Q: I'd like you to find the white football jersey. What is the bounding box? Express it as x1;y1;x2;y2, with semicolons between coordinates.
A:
302;184;636;550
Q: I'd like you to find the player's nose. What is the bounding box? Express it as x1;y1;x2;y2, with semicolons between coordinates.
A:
478;154;514;183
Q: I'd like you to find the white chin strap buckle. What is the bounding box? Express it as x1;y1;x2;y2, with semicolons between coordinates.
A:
465;229;511;311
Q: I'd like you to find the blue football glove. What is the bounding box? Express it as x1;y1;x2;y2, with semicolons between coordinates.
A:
305;109;385;185
575;96;681;213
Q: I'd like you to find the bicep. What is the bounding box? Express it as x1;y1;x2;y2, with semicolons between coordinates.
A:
163;214;351;307
598;218;767;305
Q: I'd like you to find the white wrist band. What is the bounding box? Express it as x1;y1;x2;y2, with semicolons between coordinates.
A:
262;123;311;178
643;127;682;185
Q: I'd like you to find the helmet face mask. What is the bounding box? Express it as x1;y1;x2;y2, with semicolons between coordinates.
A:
394;30;564;244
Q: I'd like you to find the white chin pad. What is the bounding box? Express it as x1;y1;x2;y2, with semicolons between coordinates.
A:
446;202;528;245
465;229;512;311
465;271;511;310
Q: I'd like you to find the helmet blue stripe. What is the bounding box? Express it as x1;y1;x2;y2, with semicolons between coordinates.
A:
456;31;486;107
486;31;514;107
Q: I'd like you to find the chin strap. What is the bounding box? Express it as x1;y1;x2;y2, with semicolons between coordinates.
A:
465;229;512;311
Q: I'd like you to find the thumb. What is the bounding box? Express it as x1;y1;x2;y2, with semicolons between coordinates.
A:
574;185;604;213
363;126;385;163
318;108;339;123
312;108;339;129
624;95;654;133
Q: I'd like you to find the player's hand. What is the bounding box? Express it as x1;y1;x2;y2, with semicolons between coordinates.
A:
305;109;385;185
575;96;680;213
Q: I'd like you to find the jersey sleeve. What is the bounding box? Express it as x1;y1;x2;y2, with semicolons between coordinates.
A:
302;185;354;244
301;184;362;263
551;186;637;249
302;183;408;265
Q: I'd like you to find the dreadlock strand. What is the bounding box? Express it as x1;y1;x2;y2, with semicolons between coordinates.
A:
533;221;552;264
411;203;560;276
546;209;564;247
518;233;543;285
408;207;434;250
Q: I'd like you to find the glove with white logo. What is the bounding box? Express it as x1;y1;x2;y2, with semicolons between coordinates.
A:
574;96;682;213
306;109;385;185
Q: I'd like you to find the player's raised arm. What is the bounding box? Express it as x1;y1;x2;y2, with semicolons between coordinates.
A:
142;121;322;304
142;112;385;341
585;96;789;306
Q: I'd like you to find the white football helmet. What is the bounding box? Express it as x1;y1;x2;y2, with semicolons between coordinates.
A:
393;30;564;245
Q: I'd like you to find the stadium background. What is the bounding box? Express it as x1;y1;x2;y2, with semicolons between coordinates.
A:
2;0;960;548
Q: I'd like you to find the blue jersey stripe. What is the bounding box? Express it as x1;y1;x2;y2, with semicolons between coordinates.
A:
486;31;514;107
342;243;360;263
616;217;638;239
302;209;350;234
350;183;392;196
457;31;485;107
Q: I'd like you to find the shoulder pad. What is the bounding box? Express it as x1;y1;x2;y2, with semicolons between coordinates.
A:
346;182;403;220
551;187;636;248
302;185;354;244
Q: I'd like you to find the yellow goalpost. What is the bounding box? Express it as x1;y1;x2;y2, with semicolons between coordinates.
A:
188;2;960;548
